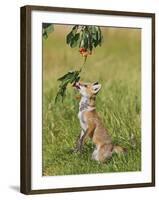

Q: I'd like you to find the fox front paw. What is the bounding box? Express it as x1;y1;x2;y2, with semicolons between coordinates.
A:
70;146;83;154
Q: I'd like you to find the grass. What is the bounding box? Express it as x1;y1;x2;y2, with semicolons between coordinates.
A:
42;25;141;176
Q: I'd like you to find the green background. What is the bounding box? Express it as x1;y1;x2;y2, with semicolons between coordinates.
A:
42;25;141;176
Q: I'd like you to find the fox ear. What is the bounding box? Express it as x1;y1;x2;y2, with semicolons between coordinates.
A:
93;84;101;94
93;82;99;85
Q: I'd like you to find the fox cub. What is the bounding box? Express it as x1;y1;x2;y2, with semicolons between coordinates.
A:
73;81;126;162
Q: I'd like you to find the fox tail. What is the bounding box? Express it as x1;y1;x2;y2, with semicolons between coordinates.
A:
112;145;127;154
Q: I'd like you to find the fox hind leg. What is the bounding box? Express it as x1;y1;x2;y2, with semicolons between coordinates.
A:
92;144;113;162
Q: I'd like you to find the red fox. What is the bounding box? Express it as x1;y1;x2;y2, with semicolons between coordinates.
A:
73;81;126;162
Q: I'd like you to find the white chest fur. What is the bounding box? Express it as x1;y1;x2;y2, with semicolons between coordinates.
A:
78;111;87;132
78;97;88;132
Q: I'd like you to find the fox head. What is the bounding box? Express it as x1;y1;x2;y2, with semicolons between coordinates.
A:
74;81;101;97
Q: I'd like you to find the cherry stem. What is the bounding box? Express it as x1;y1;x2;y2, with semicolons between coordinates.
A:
80;56;87;72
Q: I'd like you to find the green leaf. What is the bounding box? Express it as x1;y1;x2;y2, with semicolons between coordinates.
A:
79;33;84;48
55;70;81;103
42;24;54;39
89;26;95;34
92;33;97;40
66;25;79;46
66;32;73;44
43;32;48;39
72;25;78;36
82;32;88;49
91;26;103;47
46;24;54;33
74;33;80;41
70;33;80;48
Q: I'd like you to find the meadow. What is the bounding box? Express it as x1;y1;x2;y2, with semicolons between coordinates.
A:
42;25;141;176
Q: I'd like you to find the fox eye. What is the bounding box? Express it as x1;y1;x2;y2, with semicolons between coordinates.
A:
84;84;87;87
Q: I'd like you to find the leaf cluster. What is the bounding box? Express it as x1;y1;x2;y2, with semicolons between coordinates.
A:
55;70;81;103
66;25;103;52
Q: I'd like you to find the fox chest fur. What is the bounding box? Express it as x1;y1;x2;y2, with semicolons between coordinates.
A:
78;96;95;132
78;97;88;131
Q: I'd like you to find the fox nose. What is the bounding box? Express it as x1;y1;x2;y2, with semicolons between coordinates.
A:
73;81;80;89
73;81;79;86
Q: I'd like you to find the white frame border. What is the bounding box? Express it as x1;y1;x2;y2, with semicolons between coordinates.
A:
31;9;153;190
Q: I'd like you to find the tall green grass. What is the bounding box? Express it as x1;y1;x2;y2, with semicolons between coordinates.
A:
42;26;141;176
